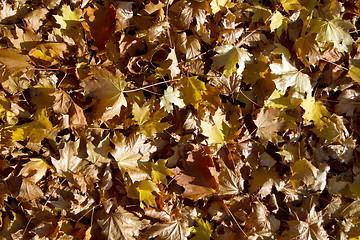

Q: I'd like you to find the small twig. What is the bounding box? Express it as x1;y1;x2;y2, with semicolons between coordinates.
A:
123;79;177;93
214;192;248;237
320;58;349;71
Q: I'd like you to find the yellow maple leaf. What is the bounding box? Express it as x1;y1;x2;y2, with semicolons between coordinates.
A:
54;5;82;30
181;76;206;108
11;108;52;143
270;54;312;98
151;159;173;184
200;108;231;145
190;218;212;240
315;18;354;53
28;43;68;67
269;11;289;37
136;180;160;209
210;0;231;14
132;102;151;125
280;0;305;12
300;95;330;130
160;86;185;113
212;45;252;77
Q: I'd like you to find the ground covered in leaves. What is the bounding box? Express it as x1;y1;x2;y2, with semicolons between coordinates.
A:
1;0;360;239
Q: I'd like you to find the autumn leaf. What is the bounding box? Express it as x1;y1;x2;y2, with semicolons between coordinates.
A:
19;158;50;184
151;159;173;184
315;18;354;53
190;218;212;240
98;206;149;240
82;67;127;122
300;95;330;130
11;108;52;143
212;45;252;77
110;133;155;181
200;108;231;145
254;107;287;145
53;5;82;30
160;86;186;113
28;43;68;67
181;76;207;108
294;34;321;67
270;11;289;37
83;4;116;51
86;135;111;167
136;180;160;209
270;54;312;98
51;139;85;177
174;149;219;200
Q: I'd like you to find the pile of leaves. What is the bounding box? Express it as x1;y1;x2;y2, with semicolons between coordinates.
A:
1;0;360;239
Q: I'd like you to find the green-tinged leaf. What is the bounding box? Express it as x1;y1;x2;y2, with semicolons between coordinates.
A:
11;108;52;143
190;218;212;240
136;180;160;209
200;108;231;144
270;11;288;37
151;159;173;184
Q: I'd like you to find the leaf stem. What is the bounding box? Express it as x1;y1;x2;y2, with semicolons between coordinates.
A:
123;79;177;93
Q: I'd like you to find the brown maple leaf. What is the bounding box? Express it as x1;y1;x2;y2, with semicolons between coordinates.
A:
174;148;219;201
254;107;287;145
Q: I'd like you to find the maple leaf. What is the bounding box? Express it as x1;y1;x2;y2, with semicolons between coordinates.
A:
132;102;151;125
270;54;312;98
249;167;282;198
136;179;160;209
19;158;50;184
212;45;252;77
24;7;48;32
179;1;207;27
54;5;82;30
200;108;231;145
177;33;201;59
138;109;172;141
294;34;321;67
86;135;111;167
210;0;231;14
0;48;31;75
83;4;116;51
151;159;173;184
290;159;319;188
98;206;149;240
18;178;44;201
270;11;289;37
300;95;330;130
110;133;156;181
190;218;212;240
280;0;306;12
144;220;192;240
181;76;207;108
217;159;244;196
160;86;186;113
11;108;52;143
315;18;354;53
28;43;68;68
82;68;127;122
3;26;41;51
282;206;328;240
52;89;87;128
51;139;85;177
254;107;287;145
174;149;219;200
